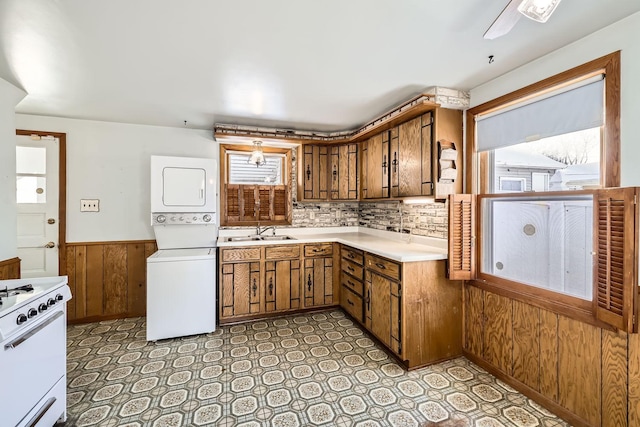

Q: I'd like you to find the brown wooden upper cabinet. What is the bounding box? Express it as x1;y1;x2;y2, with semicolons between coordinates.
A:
299;143;358;202
361;108;462;200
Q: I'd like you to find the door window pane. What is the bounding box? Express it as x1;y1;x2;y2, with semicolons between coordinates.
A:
16;176;46;203
16;146;46;174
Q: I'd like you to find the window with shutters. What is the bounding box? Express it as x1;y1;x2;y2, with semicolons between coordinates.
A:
220;144;292;226
452;52;636;332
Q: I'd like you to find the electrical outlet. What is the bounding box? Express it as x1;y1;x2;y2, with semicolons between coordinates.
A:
309;211;315;220
81;199;100;212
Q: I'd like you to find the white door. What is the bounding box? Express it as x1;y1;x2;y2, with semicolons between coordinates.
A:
16;135;59;278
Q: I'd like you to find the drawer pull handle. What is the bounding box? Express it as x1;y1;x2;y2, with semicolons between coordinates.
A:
268;278;273;296
347;299;354;306
375;262;386;269
347;266;355;272
306;165;311;181
307;274;312;292
252;279;257;297
347;253;355;259
347;280;355;287
367;290;371;311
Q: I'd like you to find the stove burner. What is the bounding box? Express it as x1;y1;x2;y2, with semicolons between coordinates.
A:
0;284;34;305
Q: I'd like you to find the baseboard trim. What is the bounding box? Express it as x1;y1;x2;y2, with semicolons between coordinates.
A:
463;350;592;427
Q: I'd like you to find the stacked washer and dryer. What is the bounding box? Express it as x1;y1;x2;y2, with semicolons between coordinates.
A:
146;155;218;341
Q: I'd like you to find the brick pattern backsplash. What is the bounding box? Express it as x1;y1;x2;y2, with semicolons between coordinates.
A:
358;201;448;239
293;202;359;227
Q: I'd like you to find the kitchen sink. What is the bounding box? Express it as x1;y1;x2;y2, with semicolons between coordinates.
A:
224;235;296;242
260;235;296;241
224;235;262;242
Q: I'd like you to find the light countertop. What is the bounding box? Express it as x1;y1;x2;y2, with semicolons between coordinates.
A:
217;227;447;262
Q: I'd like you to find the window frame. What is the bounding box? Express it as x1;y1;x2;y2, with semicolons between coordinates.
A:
466;51;620;194
220;143;292;226
459;52;623;329
497;176;526;192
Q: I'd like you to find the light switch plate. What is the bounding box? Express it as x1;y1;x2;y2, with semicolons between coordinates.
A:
81;199;100;212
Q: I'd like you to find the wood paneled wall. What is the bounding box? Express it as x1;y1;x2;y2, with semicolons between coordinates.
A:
0;257;21;280
464;284;640;427
65;240;156;323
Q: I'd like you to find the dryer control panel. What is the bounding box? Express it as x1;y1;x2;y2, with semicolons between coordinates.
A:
152;212;215;225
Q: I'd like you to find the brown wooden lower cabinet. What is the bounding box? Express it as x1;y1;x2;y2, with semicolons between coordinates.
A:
65;240;157;323
464;283;640;427
0;257;21;280
340;245;463;369
219;243;339;324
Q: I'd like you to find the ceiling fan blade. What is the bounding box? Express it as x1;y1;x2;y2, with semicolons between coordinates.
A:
484;0;523;40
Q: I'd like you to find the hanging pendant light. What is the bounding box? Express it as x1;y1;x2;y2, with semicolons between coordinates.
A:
248;140;267;167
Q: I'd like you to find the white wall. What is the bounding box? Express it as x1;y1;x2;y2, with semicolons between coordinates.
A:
470;11;640;186
0;78;26;260
15;115;218;243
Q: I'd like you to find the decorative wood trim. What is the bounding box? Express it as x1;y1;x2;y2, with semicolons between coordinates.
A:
66;239;157;247
16;130;67;277
214;94;440;145
0;257;21;280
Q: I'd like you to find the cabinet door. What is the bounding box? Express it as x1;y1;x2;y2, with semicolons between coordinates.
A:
265;259;300;312
303;257;334;307
421;111;434;196
220;261;261;318
364;133;389;199
303;145;328;200
398;117;422;197
330;144;358;200
369;271;402;355
390;127;399;197
360;140;368;199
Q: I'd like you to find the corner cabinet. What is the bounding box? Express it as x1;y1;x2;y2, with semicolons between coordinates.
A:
299;144;358;202
340;245;463;369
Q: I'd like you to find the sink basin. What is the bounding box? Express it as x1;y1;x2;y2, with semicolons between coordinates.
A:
223;235;296;242
260;235;296;241
225;235;262;242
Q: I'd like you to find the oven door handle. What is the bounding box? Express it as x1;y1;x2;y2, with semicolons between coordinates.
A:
4;310;64;350
24;397;56;427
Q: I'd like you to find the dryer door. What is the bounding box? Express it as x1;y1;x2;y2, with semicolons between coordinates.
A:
163;167;205;207
151;155;217;213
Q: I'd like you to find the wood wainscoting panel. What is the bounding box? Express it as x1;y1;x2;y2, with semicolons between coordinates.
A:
601;329;627;427
65;240;156;322
483;292;512;375
539;309;559;402
512;300;540;391
557;316;601;426
465;285;484;357
0;257;21;280
629;332;640;427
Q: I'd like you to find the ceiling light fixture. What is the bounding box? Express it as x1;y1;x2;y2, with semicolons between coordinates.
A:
248;140;267;167
517;0;562;23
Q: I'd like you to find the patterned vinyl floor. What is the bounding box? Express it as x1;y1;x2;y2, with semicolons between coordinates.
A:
63;309;570;427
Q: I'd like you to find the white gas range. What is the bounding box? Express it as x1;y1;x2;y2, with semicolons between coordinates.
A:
0;276;71;427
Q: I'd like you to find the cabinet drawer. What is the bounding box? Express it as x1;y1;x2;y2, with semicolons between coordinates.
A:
265;244;300;260
221;247;261;262
341;286;363;323
341;258;364;280
304;243;333;257
365;254;401;281
341;247;364;265
341;273;363;296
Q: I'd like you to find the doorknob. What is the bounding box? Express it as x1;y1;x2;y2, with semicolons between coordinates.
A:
44;242;55;248
47;218;56;224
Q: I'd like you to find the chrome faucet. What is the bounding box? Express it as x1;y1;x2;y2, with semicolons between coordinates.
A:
256;225;276;236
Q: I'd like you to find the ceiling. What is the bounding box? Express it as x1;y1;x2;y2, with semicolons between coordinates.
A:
1;0;638;132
